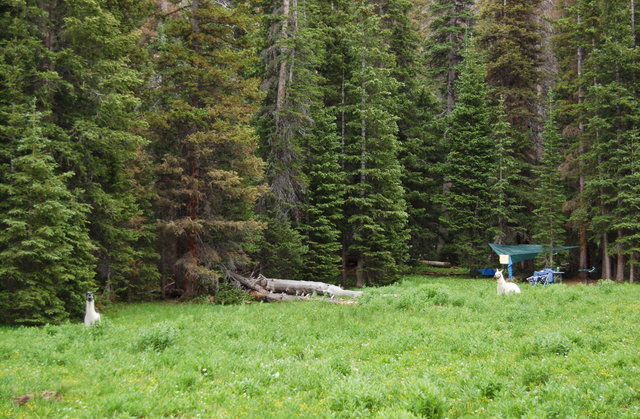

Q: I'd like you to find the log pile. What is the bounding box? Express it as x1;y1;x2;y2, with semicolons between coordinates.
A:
226;271;363;303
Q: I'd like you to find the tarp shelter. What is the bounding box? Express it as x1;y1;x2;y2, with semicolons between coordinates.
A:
489;244;577;278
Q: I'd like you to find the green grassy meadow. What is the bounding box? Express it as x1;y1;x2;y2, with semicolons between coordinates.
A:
1;276;640;418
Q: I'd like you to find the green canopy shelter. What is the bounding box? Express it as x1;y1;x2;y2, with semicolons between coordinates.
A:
489;243;578;278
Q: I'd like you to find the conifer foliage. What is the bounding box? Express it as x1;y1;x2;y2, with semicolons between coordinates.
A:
0;112;95;325
147;0;265;297
532;100;568;266
439;42;496;265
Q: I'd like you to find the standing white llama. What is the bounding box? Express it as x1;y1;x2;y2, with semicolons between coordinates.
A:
84;292;101;326
495;269;521;295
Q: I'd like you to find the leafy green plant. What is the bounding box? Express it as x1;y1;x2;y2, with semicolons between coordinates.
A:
134;321;178;352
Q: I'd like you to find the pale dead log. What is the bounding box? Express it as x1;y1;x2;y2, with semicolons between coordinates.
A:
226;272;362;301
259;274;363;298
420;260;452;268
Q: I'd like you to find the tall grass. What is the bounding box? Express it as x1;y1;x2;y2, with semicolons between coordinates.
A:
1;276;639;417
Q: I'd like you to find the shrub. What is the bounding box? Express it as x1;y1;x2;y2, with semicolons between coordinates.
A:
215;281;252;305
404;380;446;418
329;376;385;413
135;321;178;352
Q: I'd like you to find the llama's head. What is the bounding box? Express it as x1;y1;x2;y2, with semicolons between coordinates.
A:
86;292;94;302
494;269;504;280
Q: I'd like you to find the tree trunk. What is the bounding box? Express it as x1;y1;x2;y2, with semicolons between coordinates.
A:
226;271;363;301
275;0;291;119
355;254;365;288
341;245;348;288
264;277;362;298
602;231;611;280
355;57;366;289
577;13;588;271
616;229;624;282
420;260;452;268
184;149;199;297
446;29;457;113
340;69;348;288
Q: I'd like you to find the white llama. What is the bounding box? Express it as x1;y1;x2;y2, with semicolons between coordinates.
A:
84;292;101;326
495;269;521;295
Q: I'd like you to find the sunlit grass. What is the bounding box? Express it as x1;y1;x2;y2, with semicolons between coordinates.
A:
1;276;639;417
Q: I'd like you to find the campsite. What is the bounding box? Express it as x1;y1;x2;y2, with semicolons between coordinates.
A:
1;275;639;417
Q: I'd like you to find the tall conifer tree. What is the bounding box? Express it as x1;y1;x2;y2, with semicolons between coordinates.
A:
439;42;495;265
532;99;568;266
148;0;265;296
425;0;474;113
0;111;95;325
341;0;409;286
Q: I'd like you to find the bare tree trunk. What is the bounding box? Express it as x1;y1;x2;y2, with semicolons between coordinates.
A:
602;231;611;280
616;230;625;282
341;246;348;288
354;58;367;288
577;15;588;270
182;1;202;298
355;255;365;288
340;68;348;288
184;151;200;297
630;254;636;283
275;0;291;119
446;29;457;113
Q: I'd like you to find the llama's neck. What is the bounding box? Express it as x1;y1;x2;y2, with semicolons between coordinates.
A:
497;275;507;285
86;300;96;313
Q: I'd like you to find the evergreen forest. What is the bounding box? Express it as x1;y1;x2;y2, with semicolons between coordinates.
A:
2;0;640;324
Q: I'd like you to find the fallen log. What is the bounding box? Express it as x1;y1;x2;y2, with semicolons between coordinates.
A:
226;271;362;302
259;275;363;298
420;260;451;268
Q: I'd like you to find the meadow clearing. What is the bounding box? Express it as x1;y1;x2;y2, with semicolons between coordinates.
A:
1;276;639;418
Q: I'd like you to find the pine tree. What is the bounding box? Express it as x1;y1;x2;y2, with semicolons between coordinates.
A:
386;0;442;262
342;0;409;286
0;111;95;325
302;107;344;282
148;0;265;296
478;0;542;162
424;0;474;112
489;98;523;243
553;0;599;272
532;99;568;266
580;0;639;281
439;42;495;266
0;1;158;303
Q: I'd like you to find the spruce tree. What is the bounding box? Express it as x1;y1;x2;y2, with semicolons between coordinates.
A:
302;107;344;282
489;98;523;243
0;111;95;325
553;0;599;272
255;0;335;279
439;42;495;266
532;99;568;266
387;0;442;262
343;0;409;286
147;0;264;296
0;1;157;303
478;0;542;148
424;0;475;112
580;0;639;280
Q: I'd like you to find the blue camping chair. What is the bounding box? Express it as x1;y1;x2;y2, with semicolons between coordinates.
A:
526;268;562;286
